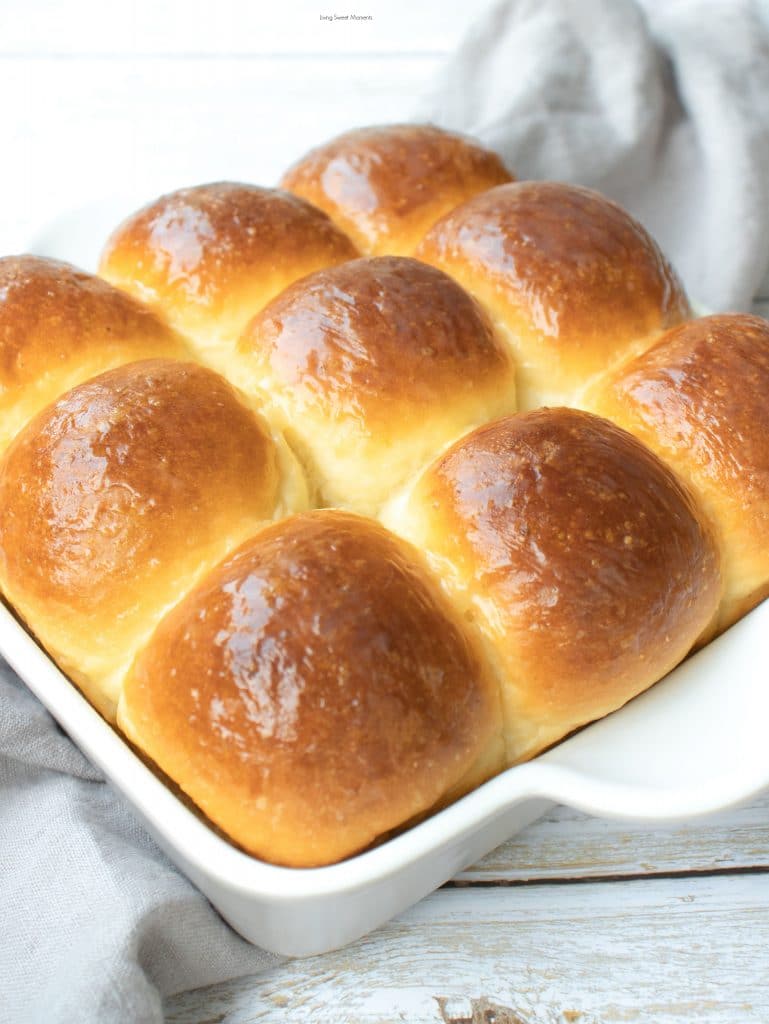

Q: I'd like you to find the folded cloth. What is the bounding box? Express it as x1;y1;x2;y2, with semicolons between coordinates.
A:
0;663;280;1024
416;0;769;311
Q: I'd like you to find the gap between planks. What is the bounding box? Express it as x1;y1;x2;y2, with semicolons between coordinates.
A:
447;863;769;888
165;872;769;1024
455;792;769;884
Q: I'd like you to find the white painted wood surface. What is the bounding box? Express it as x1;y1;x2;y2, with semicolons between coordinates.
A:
165;795;769;1024
3;3;769;1021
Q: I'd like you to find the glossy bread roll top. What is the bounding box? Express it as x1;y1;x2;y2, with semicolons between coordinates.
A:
415;182;690;410
0;359;308;719
281;124;513;256
1;135;756;872
99;183;359;374
119;511;505;867
384;408;722;763
0;255;188;455
236;255;516;514
584;314;769;634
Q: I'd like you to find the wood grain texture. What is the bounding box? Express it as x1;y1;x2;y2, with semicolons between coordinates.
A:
164;794;769;1023
164;871;769;1023
459;793;769;882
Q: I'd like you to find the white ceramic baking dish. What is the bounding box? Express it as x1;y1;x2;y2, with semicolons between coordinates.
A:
11;206;769;957
4;594;769;957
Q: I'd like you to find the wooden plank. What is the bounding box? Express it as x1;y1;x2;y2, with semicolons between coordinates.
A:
164;872;769;1023
459;793;769;882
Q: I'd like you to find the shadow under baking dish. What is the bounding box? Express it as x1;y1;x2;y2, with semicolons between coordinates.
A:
4;594;769;957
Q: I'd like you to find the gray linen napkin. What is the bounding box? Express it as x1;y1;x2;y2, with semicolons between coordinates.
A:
3;2;769;1021
0;664;280;1024
416;0;769;310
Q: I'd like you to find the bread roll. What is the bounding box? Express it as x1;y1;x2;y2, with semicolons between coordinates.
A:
383;408;721;763
236;255;516;514
0;137;757;871
281;124;513;257
584;313;769;634
0;358;307;719
0;255;188;455
118;510;504;867
415;182;691;410
98;183;359;374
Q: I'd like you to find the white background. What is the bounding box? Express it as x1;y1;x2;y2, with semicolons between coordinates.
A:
0;0;493;256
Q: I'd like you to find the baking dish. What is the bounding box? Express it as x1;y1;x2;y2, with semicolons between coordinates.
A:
5;592;769;957
8;208;768;956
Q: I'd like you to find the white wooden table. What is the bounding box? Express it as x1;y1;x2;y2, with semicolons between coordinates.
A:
3;4;768;1020
166;795;769;1023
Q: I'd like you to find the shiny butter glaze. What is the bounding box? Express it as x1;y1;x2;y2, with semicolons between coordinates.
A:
0;358;279;617
588;314;769;629
121;510;501;867
0;256;187;448
0;357;286;718
0;255;183;381
240;255;512;426
99;183;358;321
417;181;688;338
410;408;721;748
415;182;690;406
281;124;513;256
592;314;769;495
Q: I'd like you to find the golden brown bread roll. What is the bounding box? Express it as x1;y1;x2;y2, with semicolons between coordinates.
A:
281;124;513;257
235;255;516;513
0;358;307;719
584;314;769;635
415;181;691;410
383;408;722;764
98;183;359;374
118;510;504;867
1;133;759;871
0;255;188;455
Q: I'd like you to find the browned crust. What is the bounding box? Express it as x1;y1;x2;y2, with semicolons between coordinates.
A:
588;313;769;629
415;182;690;397
99;183;359;317
281;124;513;255
240;255;512;425
412;408;721;726
0;254;186;390
121;510;501;867
0;358;279;614
591;314;769;499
